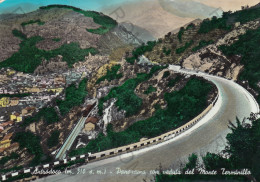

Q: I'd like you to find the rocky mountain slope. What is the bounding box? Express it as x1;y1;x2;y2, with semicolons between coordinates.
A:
139;4;260;81
0;5;218;174
182;20;260;80
2;3;260;180
0;5;143;64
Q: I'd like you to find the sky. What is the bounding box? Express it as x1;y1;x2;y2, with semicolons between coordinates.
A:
0;0;142;14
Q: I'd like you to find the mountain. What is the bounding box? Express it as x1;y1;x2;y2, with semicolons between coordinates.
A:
0;5;143;66
140;5;260;81
1;3;260;181
0;5;217;175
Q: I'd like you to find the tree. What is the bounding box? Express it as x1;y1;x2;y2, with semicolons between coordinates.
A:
47;130;60;148
184;153;198;171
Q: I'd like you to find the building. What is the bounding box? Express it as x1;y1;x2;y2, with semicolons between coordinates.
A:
25;87;41;93
0;97;9;107
0;140;10;150
0;133;13;150
9;97;19;106
47;88;63;94
2;132;13;141
22;106;36;116
54;76;66;84
0;121;14;130
83;103;96;117
7;69;16;76
84;117;98;132
10;112;23;122
5;142;19;154
29;123;36;133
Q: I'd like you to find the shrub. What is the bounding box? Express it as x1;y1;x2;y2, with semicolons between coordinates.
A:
184;153;198;170
96;65;122;84
176;40;194;54
144;85;157;95
13;131;43;166
219;26;260;103
71;77;212;156
98;65;166;116
168;75;182;87
198;16;231;34
0;153;19;165
57;78;88;116
0;30;98;73
22;107;59;127
21;19;45;27
47;130;60;148
163;47;171;56
178;27;185;42
52;38;61;42
192;40;214;52
0;93;30;99
40;5;117;34
126;41;157;64
162;71;170;79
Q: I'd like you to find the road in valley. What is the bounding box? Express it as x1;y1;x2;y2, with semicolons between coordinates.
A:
37;66;259;182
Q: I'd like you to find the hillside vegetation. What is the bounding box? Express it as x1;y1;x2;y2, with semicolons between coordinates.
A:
144;5;260;65
0;30;98;73
156;117;260;182
39;5;117;34
156;5;260;181
70;76;213;156
219;26;260;102
98;65;166;117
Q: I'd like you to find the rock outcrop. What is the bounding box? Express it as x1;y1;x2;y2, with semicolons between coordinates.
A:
182;20;260;80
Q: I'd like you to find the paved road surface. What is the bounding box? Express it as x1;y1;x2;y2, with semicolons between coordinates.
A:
37;67;259;182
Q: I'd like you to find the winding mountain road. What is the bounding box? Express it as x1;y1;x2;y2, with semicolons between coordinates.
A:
37;65;259;182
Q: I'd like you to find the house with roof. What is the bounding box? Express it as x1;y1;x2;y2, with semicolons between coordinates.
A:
25;87;41;93
0;121;14;130
7;69;16;76
10;97;19;106
47;88;64;94
0;97;9;107
0;132;13;150
10;112;23;122
6;142;19;153
84;117;98;132
22;106;36;116
0;126;3;133
5;142;19;154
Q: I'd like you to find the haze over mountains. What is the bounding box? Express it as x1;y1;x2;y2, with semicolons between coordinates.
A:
1;0;259;39
102;0;260;38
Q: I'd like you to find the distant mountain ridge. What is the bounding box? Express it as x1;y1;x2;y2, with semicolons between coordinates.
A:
0;5;147;73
